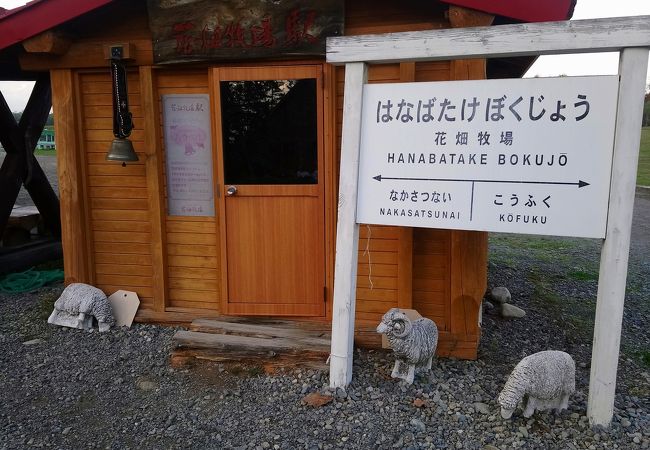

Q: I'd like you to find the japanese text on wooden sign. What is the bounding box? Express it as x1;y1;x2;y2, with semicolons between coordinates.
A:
162;94;215;217
356;76;619;238
147;0;343;64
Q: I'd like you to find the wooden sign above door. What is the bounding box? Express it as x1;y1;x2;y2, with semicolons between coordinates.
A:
147;0;344;64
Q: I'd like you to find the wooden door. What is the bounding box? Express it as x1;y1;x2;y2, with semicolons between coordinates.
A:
213;65;325;316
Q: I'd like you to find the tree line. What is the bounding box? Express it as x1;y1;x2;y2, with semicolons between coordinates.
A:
12;112;54;126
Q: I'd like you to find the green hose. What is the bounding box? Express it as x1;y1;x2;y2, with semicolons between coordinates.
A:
0;268;64;294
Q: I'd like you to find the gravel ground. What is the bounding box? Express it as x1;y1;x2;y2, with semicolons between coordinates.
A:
0;189;648;449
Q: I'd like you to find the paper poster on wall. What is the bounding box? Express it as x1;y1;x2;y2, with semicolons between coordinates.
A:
162;94;215;216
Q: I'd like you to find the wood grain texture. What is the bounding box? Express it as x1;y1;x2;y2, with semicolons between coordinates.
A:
140;66;169;312
213;65;325;317
588;48;649;428
51;69;91;284
329;62;366;388
148;0;343;64
20;39;153;70
327;15;650;64
22;31;71;55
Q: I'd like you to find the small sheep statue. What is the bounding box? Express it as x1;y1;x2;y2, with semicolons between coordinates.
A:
48;283;115;332
376;308;438;384
498;350;575;419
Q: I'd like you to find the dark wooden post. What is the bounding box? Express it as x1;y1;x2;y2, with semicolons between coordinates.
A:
0;90;25;239
0;72;61;240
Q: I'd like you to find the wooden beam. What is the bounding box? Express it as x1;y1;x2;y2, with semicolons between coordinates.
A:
22;30;71;55
0;154;25;239
0;90;20;154
17;73;61;238
0;240;62;275
326;15;650;64
329;62;367;388
18;73;52;156
448;5;494;28
396;227;413;309
0;74;60;238
588;48;649;427
51;69;91;284
20;39;153;71
23;157;61;238
139;66;168;313
396;62;415;311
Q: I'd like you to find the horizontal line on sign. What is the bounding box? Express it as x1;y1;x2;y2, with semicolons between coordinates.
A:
373;174;589;188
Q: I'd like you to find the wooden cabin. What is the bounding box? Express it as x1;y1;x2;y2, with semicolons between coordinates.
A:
0;0;574;359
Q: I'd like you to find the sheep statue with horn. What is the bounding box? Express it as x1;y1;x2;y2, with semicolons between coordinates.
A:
376;308;438;384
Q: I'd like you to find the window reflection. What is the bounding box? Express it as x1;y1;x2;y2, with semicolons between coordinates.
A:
220;78;318;184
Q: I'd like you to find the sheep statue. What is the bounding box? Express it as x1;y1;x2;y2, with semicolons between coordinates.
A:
48;283;115;332
376;308;438;384
498;350;575;419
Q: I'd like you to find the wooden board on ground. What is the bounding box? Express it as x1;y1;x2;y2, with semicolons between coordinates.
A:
171;318;332;371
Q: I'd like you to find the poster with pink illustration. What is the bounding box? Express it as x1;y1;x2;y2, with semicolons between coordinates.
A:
162;94;215;216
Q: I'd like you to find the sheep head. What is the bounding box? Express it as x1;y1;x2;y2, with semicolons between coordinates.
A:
377;308;413;338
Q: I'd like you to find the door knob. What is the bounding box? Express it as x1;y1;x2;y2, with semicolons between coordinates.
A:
226;185;238;196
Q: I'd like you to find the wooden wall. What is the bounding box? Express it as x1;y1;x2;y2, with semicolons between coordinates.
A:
77;71;155;310
334;0;489;357
50;0;489;358
155;70;221;313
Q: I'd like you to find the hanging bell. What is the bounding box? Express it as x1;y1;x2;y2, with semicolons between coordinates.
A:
107;54;137;164
106;137;139;162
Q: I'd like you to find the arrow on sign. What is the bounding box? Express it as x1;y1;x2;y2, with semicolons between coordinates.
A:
372;174;590;188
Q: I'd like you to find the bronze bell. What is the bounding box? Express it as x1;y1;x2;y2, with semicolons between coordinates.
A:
106;138;139;162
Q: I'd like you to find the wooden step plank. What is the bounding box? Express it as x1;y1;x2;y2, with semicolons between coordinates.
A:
192;316;332;332
174;330;331;352
189;318;330;341
171;330;331;370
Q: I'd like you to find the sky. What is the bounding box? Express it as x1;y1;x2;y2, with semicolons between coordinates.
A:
0;0;648;112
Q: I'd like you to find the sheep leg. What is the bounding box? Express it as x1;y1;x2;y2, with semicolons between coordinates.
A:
557;393;570;412
404;364;416;385
523;397;536;418
424;357;433;371
76;312;87;329
391;360;404;379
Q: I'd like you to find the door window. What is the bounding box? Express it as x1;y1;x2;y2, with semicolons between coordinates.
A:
220;78;318;185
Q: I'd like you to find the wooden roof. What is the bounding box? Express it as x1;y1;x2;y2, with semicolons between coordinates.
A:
0;0;577;80
441;0;576;22
0;0;113;52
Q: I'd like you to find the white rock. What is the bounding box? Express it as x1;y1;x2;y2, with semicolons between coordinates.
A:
473;402;490;414
500;303;526;319
491;286;511;304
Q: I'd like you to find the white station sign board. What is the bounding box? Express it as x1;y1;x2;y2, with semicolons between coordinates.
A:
356;76;619;238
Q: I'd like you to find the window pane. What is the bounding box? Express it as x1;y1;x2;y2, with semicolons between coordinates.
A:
220;78;317;185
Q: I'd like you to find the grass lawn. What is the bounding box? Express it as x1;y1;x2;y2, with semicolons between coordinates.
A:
33;148;56;156
639;127;650;186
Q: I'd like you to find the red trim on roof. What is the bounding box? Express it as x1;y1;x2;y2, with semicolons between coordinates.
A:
441;0;575;22
0;0;114;51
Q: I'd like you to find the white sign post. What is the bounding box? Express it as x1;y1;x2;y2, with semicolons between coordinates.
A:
326;15;650;427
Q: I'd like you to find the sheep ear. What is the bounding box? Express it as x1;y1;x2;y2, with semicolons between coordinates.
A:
393;316;412;338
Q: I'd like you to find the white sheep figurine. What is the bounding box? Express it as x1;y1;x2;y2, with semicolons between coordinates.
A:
498;350;575;419
376;308;438;384
48;283;115;332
